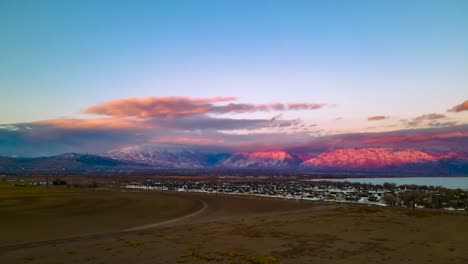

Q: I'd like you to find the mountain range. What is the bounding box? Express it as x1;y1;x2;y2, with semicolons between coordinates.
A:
1;145;467;174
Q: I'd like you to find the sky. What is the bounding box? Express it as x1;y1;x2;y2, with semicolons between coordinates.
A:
1;0;468;156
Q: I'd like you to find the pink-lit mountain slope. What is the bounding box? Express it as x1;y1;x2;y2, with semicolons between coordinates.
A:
301;148;438;168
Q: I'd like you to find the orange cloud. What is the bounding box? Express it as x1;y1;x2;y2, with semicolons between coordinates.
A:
84;96;327;118
35;118;156;130
84;96;237;118
368;116;388;121
449;100;468;112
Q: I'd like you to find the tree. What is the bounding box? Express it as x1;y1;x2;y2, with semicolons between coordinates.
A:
383;193;397;206
383;182;397;191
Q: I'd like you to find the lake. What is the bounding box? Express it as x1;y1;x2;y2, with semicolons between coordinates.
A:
314;177;468;190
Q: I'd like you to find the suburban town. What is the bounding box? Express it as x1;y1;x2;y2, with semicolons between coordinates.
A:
126;179;468;211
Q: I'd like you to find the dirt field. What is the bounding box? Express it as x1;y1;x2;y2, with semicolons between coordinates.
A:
1;186;467;264
0;183;202;246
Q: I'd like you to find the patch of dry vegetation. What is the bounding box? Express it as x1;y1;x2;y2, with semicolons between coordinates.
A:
1;191;468;264
0;183;201;246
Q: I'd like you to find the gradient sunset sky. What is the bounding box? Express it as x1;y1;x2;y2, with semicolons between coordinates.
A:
1;1;467;156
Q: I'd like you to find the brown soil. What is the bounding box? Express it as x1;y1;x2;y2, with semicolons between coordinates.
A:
1;191;467;264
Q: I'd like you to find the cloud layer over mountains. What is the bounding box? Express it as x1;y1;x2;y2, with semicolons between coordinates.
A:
0;97;467;157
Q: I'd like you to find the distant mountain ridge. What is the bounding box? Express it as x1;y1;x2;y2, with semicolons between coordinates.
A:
1;146;467;174
0;153;135;172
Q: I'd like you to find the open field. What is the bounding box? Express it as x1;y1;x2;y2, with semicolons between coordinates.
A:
1;183;468;263
0;182;202;246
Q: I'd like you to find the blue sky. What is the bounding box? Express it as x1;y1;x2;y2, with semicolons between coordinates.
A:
1;1;468;156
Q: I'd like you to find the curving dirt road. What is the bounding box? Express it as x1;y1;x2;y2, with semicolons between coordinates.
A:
125;199;208;231
0;192;324;252
0;197;207;252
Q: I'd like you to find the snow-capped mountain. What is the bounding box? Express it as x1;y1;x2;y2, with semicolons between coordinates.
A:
217;150;307;169
102;144;213;168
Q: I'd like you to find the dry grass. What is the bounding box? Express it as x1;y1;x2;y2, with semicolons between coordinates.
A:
1;191;468;264
0;183;201;246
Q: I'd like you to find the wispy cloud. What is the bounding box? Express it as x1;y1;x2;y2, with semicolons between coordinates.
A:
427;121;458;127
402;113;450;128
368;116;388;121
413;113;446;121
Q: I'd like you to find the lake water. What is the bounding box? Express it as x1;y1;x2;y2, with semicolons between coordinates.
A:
314;177;468;190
